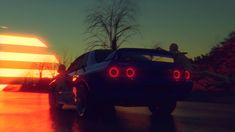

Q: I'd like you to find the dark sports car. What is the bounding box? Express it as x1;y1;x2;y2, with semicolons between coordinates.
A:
49;48;192;116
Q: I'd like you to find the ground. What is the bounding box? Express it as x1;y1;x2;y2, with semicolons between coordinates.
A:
0;91;235;132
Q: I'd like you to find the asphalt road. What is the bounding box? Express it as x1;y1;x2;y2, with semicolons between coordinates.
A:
0;92;235;132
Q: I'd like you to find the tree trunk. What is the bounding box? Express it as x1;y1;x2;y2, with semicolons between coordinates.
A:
39;71;42;80
111;39;117;50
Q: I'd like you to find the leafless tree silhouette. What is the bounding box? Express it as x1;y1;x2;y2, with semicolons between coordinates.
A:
59;49;76;69
85;0;138;51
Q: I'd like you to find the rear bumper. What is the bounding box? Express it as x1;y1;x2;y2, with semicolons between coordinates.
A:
96;81;192;106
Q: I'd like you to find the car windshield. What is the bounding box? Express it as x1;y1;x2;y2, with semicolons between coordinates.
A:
95;50;113;63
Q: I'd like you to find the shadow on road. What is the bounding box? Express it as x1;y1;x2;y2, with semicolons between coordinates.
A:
49;108;119;132
150;114;176;132
49;109;79;131
49;108;176;132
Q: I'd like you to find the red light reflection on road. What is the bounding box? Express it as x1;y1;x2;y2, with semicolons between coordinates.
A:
0;92;53;131
0;84;22;91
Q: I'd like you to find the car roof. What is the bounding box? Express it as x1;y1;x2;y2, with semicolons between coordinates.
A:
91;48;171;54
116;48;173;56
85;48;173;59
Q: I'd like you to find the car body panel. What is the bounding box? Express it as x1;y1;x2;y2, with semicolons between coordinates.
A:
51;48;193;107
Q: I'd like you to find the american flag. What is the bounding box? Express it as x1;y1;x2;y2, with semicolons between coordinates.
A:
0;34;59;90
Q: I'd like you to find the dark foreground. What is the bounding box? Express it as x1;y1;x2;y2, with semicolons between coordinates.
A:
0;92;235;132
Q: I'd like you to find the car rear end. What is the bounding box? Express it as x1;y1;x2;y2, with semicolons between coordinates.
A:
99;48;192;106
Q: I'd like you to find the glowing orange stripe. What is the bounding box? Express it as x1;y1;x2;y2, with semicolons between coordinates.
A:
0;44;51;54
0;77;26;84
0;84;7;91
0;77;40;84
0;60;57;69
0;68;57;78
0;35;47;47
0;52;58;63
0;84;22;91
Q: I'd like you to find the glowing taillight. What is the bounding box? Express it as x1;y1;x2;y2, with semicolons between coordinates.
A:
72;75;79;82
173;70;181;80
126;67;135;78
108;66;120;78
185;70;191;80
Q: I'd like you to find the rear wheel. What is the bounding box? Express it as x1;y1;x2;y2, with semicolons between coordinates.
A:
48;90;63;110
74;83;90;117
149;99;177;115
75;83;116;119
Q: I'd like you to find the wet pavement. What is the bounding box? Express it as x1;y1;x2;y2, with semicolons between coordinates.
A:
0;91;235;132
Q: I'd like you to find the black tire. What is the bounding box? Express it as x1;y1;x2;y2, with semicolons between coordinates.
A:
48;90;63;110
75;83;117;119
75;83;90;117
149;99;177;115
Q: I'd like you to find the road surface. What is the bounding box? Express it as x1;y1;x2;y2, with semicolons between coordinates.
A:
0;92;235;132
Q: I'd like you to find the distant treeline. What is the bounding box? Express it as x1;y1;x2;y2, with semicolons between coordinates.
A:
193;32;235;92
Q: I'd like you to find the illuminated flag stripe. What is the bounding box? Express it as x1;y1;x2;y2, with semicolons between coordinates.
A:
0;52;58;63
0;44;52;54
0;84;7;91
0;68;57;78
0;34;59;90
0;60;57;69
0;35;47;47
0;78;37;84
1;78;25;84
0;84;22;91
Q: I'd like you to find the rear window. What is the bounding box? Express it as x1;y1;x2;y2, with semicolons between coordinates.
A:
95;50;113;63
117;50;174;63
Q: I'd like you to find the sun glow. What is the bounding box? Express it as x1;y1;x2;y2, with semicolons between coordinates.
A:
0;34;59;91
0;68;57;78
0;35;47;47
0;84;22;91
0;84;7;91
0;52;58;63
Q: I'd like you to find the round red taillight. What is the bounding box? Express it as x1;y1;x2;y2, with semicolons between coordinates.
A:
185;70;191;80
126;67;135;78
108;66;120;78
173;70;181;80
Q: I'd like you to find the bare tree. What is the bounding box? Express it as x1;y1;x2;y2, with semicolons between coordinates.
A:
86;0;138;51
59;49;76;69
35;61;58;79
37;62;46;80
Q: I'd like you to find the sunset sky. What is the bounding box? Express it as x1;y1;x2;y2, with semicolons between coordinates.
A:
0;0;235;58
